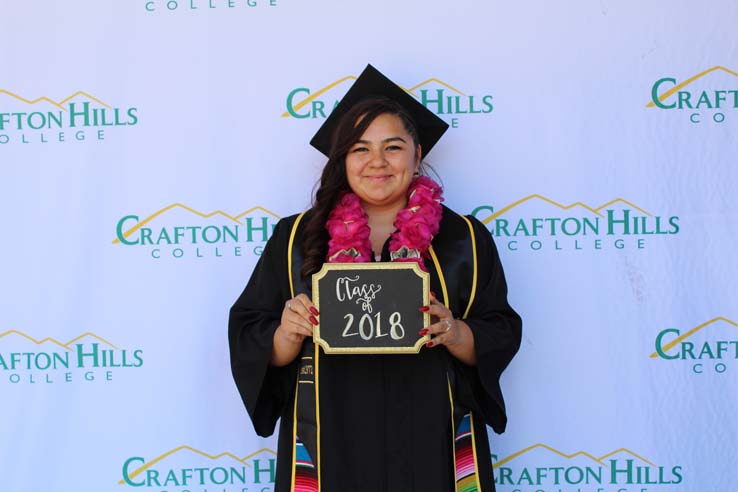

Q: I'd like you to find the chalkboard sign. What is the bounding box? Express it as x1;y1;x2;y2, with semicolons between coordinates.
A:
312;263;430;354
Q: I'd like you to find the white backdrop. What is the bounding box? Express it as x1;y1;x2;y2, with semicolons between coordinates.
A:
2;1;737;491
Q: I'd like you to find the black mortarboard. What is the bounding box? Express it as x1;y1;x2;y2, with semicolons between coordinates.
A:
309;64;449;158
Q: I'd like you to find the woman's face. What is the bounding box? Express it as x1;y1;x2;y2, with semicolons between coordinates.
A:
345;112;421;211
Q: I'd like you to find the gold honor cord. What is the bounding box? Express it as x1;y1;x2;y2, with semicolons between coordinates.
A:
462;214;482;491
459;215;478;319
287;212;321;492
290;383;299;492
428;246;450;309
435;215;481;491
287;212;306;299
428;213;478;317
447;377;458;485
315;342;321;490
288;212;304;492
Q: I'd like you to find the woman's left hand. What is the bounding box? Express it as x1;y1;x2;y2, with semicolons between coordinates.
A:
418;293;477;365
419;294;460;347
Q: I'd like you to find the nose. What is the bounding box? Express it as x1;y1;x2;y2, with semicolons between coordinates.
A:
368;148;388;167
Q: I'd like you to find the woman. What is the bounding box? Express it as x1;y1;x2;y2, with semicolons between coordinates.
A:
229;65;521;492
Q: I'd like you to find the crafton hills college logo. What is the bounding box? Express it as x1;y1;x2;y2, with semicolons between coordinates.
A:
651;316;738;375
0;330;143;384
283;72;493;128
647;65;738;124
471;195;680;253
113;203;280;260
0;89;138;145
120;446;276;492
493;443;684;492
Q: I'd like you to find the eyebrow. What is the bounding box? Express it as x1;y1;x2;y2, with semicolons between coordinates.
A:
354;137;407;145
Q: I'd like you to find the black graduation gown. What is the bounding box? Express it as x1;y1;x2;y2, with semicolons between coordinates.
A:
229;206;521;492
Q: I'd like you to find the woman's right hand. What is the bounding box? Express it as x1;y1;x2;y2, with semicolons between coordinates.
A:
271;294;319;366
277;293;320;342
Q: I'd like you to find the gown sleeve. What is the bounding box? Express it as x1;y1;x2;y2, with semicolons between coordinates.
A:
228;218;298;437
457;215;522;434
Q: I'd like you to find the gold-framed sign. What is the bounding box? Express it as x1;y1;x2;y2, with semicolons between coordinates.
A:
311;263;430;354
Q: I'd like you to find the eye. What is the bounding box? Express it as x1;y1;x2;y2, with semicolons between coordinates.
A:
385;144;402;151
351;146;368;153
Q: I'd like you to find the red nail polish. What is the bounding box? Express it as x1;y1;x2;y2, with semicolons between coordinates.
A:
419;306;430;312
309;306;320;316
418;329;429;336
309;316;318;325
430;291;436;298
425;341;434;348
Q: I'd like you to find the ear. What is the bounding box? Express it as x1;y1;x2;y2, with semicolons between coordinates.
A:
413;145;422;176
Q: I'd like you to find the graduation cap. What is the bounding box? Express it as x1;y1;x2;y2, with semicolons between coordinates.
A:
309;64;449;158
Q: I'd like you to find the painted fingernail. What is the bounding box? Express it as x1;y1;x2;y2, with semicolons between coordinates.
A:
309;316;319;325
309;306;320;316
426;341;434;348
418;329;429;336
419;306;430;312
430;291;436;298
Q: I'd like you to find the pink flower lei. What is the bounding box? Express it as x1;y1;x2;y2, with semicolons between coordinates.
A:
325;176;444;271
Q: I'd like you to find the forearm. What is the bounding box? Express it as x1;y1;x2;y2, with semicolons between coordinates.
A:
270;293;320;367
445;319;477;366
270;326;303;367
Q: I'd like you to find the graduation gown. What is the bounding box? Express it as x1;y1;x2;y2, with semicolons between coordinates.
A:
229;205;521;492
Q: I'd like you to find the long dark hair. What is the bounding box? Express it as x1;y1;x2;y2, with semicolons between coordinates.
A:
300;96;421;280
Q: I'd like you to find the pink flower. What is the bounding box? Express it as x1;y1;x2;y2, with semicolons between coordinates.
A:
326;192;372;262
